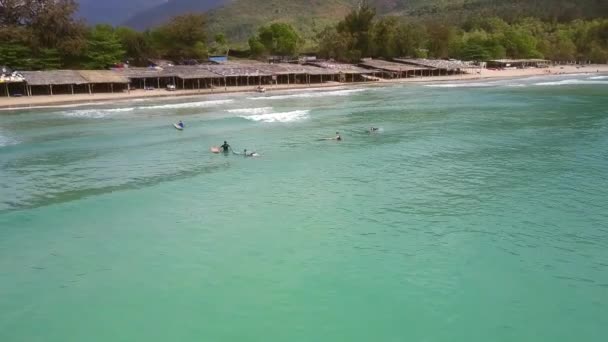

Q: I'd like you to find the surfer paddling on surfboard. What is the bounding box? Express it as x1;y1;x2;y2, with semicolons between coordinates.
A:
320;132;342;141
173;120;184;130
232;149;259;157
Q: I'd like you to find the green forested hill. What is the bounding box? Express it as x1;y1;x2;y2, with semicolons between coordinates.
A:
125;0;608;43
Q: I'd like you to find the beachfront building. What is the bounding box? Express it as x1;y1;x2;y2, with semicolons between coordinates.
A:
1;67;26;97
77;70;130;94
115;62;343;91
487;59;550;69
392;58;472;76
18;70;129;96
20;70;89;96
359;59;431;79
305;61;378;82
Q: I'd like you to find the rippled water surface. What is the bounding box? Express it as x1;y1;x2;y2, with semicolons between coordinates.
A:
1;75;608;341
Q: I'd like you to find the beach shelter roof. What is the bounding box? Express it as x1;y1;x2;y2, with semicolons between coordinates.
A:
112;67;170;79
204;64;272;77
21;70;88;86
167;66;222;79
264;63;336;75
305;61;372;74
78;70;129;84
488;59;549;64
393;58;468;70
360;59;428;72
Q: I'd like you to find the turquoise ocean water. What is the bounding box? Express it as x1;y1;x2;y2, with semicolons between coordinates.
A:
1;74;608;341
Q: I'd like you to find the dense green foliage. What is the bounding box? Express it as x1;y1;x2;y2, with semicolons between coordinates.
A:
317;3;608;63
125;0;608;45
249;23;302;57
0;0;607;69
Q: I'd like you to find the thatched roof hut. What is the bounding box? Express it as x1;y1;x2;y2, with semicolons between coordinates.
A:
305;61;372;74
392;58;468;70
78;70;129;84
166;66;220;80
21;70;88;86
360;59;428;72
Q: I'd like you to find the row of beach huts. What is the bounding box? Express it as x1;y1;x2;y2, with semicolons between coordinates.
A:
0;58;549;97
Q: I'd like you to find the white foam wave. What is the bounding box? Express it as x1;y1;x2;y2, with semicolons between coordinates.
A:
227;107;273;115
142;99;234;109
506;84;527;88
248;89;366;100
0;131;19;147
240;110;310;123
589;75;608;80
534;79;608;86
425;82;495;88
62;107;135;118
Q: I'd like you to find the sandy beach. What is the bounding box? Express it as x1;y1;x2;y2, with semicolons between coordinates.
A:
1;64;607;110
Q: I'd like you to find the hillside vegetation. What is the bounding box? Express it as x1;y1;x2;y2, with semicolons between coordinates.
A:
1;0;607;70
125;0;608;44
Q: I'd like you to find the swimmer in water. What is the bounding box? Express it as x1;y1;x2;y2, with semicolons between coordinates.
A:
220;141;231;153
335;132;342;141
369;127;379;133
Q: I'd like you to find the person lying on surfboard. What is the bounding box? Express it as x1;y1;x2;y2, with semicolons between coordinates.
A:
233;149;259;157
319;132;342;141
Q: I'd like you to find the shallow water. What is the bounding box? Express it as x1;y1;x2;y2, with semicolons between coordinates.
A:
1;74;608;341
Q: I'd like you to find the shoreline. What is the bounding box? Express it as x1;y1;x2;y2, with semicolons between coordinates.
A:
1;64;607;111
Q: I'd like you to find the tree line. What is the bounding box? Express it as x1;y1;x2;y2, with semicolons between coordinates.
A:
314;3;608;63
0;0;218;69
1;0;607;71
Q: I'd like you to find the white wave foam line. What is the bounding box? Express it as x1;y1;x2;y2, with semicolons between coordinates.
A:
227;107;273;115
62;107;135;118
248;89;366;100
534;79;608;86
589;75;608;80
240;110;310;123
142;99;234;109
0;130;19;147
424;82;496;88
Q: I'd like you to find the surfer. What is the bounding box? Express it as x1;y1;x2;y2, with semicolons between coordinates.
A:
320;132;342;141
177;120;184;129
368;127;379;133
241;149;259;157
220;141;231;153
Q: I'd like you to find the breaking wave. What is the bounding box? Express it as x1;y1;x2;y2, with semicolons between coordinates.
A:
248;89;366;100
534;79;608;86
141;99;234;110
0;130;19;147
239;110;310;123
62;107;135;118
227;107;273;115
424;82;496;88
589;75;608;80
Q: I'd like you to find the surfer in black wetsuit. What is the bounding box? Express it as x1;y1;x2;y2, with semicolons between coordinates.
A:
220;141;231;153
335;132;342;141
